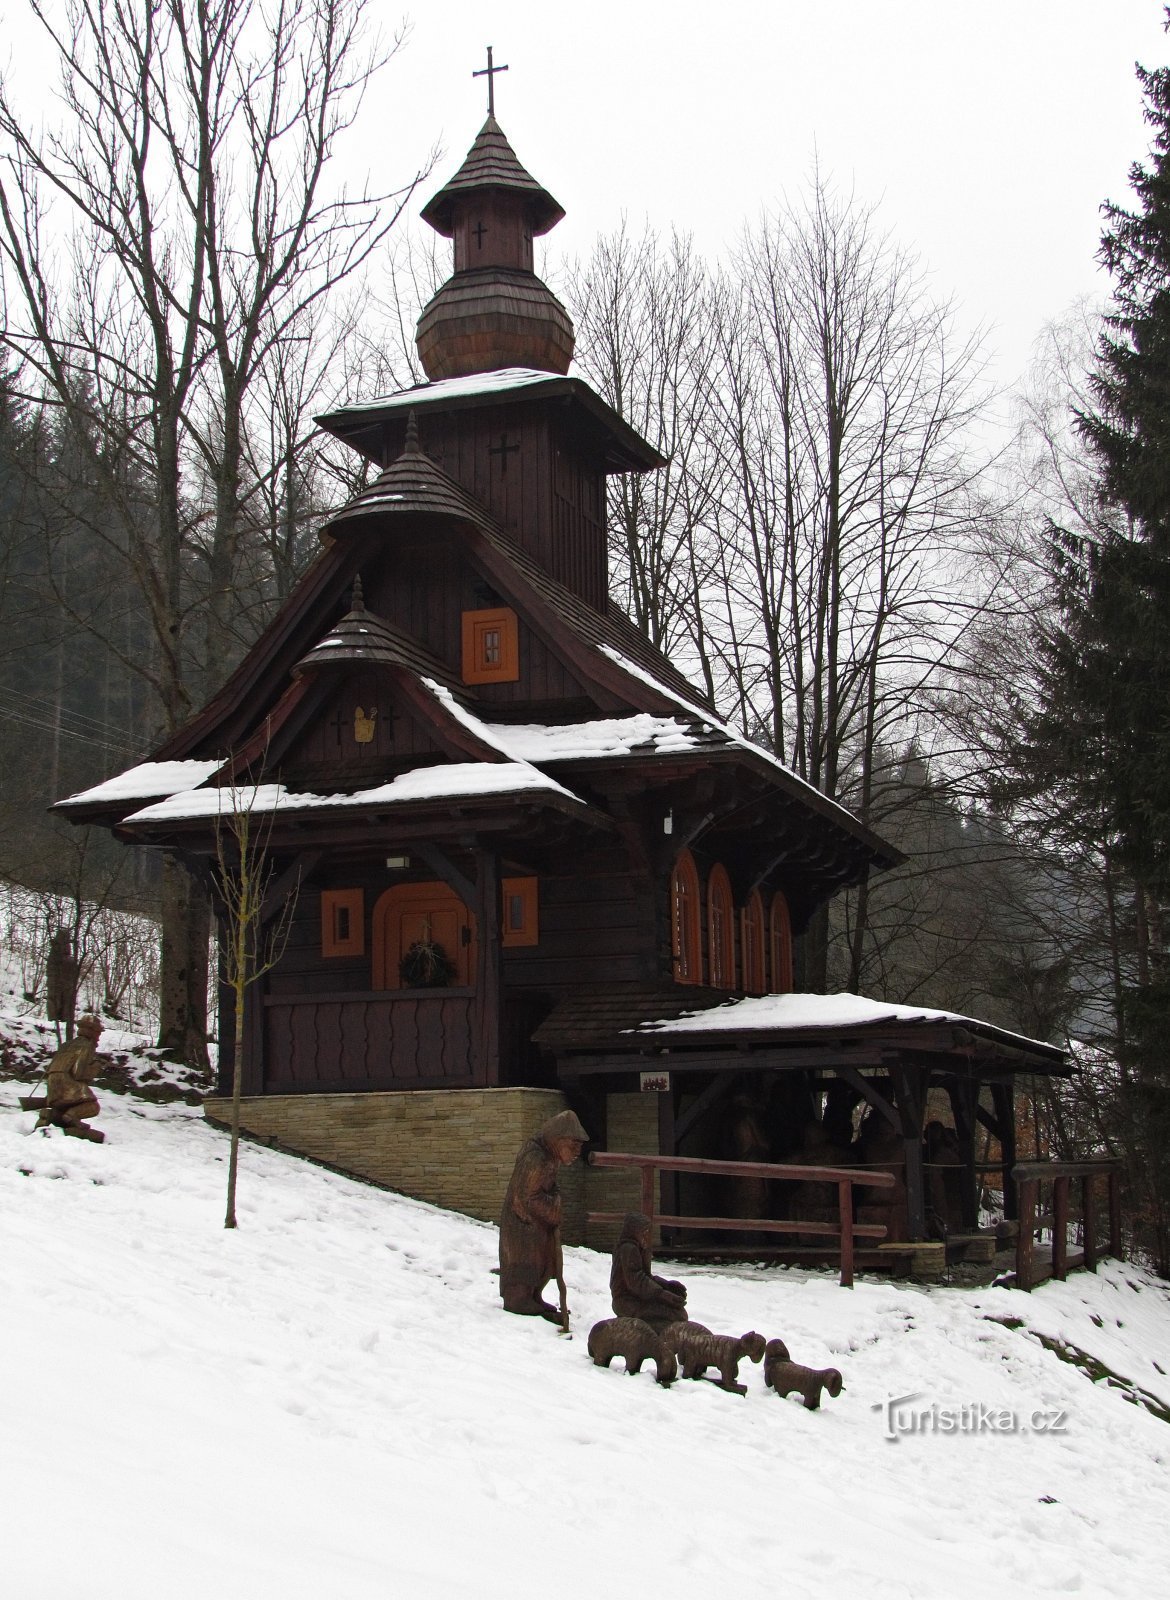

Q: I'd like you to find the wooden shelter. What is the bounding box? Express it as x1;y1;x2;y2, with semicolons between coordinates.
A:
58;111;1067;1265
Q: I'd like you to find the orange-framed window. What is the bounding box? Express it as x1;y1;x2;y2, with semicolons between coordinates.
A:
462;607;519;684
707;864;736;990
741;889;767;995
670;849;702;985
321;888;364;957
770;890;794;993
501;876;539;946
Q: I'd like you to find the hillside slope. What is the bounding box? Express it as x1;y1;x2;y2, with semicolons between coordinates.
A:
2;1075;1167;1600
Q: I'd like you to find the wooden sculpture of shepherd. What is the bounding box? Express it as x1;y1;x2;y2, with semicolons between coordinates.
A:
23;1014;106;1142
499;1109;588;1325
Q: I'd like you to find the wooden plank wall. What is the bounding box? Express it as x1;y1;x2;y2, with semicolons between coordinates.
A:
503;849;656;989
364;540;588;710
264;992;476;1091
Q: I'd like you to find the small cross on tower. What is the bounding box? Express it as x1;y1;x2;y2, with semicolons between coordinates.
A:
489;432;520;474
473;45;508;118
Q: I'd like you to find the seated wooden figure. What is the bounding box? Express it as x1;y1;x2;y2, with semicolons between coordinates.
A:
609;1212;688;1332
587;1317;677;1386
663;1321;766;1396
762;1338;844;1410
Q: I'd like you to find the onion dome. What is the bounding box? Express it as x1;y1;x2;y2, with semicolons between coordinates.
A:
415;117;575;380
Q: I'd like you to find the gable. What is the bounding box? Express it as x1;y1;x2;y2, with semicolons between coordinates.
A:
279;670;452;787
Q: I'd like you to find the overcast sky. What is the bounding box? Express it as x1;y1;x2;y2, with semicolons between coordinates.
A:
371;1;1169;396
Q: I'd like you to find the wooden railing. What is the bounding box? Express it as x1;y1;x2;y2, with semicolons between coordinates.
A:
1011;1159;1123;1291
586;1151;896;1288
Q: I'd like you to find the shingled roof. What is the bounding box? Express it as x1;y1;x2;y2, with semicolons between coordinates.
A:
420;116;565;237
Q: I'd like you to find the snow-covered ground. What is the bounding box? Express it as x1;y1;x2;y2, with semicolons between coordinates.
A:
3;1072;1168;1600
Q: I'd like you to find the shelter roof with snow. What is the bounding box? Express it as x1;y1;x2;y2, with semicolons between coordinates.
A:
59;105;1065;1267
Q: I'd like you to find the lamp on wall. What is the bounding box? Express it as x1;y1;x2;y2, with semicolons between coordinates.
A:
385;854;412;870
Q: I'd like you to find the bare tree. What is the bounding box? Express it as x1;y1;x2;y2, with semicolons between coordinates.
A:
214;775;297;1229
563;223;725;682
0;0;430;1061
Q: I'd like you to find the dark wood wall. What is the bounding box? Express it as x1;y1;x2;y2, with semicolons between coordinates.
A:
281;672;448;786
379;405;609;613
363;536;590;711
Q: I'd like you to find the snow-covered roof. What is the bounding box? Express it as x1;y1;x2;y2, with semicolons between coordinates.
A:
484;712;701;762
57;759;224;808
634;990;1059;1055
331;367;559;414
123;762;582;825
600;646;886;845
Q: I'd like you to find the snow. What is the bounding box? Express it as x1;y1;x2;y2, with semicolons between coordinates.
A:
336;366;571;413
638;990;1057;1053
486;712;701;762
56;759;224;808
600;645;881;837
420;678;700;765
2;1073;1168;1600
124;762;582;824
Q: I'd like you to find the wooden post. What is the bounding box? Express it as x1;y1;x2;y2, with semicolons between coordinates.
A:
641;1161;656;1226
1109;1167;1123;1260
658;1085;678;1247
1082;1173;1098;1272
949;1079;980;1231
244;981;264;1095
1017;1177;1037;1291
894;1067;927;1240
990;1082;1018;1221
1052;1176;1069;1280
839;1178;855;1289
472;850;501;1087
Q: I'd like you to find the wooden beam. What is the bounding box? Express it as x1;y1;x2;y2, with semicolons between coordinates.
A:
834;1063;899;1130
412;843;477;907
560;1046;887;1076
674;1072;742;1145
259;850;321;925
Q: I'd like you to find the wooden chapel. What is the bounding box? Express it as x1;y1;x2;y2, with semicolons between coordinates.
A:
59;105;1066;1264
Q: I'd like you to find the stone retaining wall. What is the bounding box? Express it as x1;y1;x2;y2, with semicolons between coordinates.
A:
203;1087;585;1243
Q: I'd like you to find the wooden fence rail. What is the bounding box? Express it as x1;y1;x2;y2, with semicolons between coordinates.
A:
1011;1159;1123;1291
586;1151;896;1288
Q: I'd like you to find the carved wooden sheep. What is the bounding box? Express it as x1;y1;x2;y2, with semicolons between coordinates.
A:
587;1317;678;1386
663;1322;767;1396
762;1339;844;1410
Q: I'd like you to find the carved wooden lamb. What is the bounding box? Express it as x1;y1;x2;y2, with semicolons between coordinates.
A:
762;1338;844;1410
587;1317;678;1386
663;1322;766;1396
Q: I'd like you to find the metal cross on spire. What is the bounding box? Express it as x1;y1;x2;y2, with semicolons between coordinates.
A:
473;45;508;118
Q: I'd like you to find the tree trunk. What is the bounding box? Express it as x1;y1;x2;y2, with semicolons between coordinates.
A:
157;854;211;1067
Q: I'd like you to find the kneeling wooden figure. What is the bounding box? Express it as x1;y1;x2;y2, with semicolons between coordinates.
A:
763;1338;843;1410
588;1316;678;1386
664;1322;766;1396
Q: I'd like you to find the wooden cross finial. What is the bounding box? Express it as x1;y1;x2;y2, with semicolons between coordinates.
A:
473;45;508;118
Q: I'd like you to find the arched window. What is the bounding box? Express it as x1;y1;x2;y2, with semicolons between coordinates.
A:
670;849;702;985
707;864;736;990
740;889;766;995
769;891;794;994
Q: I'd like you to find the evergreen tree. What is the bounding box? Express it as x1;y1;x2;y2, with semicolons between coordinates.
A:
1010;25;1170;1272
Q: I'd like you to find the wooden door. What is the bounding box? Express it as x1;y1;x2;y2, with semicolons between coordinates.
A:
372;881;477;990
